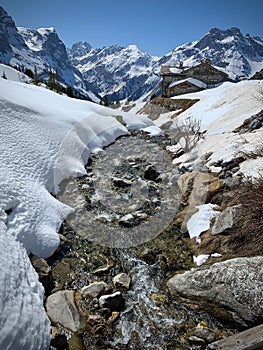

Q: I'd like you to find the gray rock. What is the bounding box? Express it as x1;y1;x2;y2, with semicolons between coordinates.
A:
46;290;85;332
30;256;54;295
211;204;243;235
81;281;108;299
113;273;131;289
112;177;132;188
249;117;262;131
99;291;125;311
191;324;216;343
167;257;263;326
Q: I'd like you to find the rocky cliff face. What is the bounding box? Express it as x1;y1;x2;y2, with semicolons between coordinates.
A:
0;6;95;100
0;6;40;67
18;27;88;95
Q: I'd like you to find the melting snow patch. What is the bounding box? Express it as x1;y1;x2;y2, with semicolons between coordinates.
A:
187;204;220;243
193;252;222;266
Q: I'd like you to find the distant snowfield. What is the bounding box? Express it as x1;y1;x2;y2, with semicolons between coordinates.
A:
0;65;157;350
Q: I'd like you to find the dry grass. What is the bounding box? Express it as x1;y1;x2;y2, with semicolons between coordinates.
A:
195;176;263;260
225;176;263;256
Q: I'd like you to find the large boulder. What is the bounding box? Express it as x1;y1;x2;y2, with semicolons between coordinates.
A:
177;171;224;206
167;257;263;327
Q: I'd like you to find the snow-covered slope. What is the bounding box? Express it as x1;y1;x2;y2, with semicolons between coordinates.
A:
0;73;156;349
160;80;263;178
0;63;31;82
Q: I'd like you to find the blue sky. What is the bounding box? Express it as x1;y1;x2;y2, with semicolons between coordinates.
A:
1;0;263;56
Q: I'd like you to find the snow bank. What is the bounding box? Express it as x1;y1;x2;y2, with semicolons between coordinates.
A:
0;75;157;349
171;80;262;132
0;223;50;350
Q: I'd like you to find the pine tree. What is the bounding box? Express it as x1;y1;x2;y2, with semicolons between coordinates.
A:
24;68;34;79
33;66;40;85
103;95;109;106
1;71;7;79
47;67;61;93
66;85;74;98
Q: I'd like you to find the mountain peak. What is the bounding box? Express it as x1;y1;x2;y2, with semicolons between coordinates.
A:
37;27;56;36
71;41;92;51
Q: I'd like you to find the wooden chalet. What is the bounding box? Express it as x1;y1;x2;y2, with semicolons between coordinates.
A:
160;59;229;97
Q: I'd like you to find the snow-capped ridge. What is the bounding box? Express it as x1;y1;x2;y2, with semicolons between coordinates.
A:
68;27;263;102
37;27;56;35
1;4;263;102
0;6;95;100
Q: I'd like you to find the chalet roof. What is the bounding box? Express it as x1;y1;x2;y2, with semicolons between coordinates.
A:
161;61;228;78
185;62;229;77
160;66;184;75
169;78;207;89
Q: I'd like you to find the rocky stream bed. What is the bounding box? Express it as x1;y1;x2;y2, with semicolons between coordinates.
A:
31;130;262;349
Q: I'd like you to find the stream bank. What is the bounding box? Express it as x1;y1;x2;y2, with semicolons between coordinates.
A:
39;130;245;349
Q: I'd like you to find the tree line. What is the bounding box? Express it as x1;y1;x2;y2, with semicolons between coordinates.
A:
1;62;74;98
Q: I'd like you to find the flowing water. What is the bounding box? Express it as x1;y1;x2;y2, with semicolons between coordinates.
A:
54;132;235;349
110;252;186;349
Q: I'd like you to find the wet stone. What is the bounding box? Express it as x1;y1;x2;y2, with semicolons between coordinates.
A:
46;290;85;333
144;164;160;181
81;281;108;299
113;273;131;289
99;291;125;311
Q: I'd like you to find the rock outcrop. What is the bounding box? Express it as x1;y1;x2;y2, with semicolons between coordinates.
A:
167;256;263;327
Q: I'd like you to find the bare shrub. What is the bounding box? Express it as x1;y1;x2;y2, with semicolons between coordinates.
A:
171;115;202;152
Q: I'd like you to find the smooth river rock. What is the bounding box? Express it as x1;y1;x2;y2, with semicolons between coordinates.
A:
167;256;263;326
113;273;131;289
46;290;85;332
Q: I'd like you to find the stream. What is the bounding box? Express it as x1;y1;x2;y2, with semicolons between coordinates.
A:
53;131;236;349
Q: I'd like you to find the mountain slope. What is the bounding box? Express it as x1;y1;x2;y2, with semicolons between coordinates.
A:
68;42;160;101
69;27;263;102
0;6;96;100
161;27;263;80
1;4;263;102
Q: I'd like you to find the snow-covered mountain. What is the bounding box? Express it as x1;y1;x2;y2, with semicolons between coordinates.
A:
161;27;263;80
68;27;263;101
68;42;160;101
1;4;263;102
0;6;97;100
